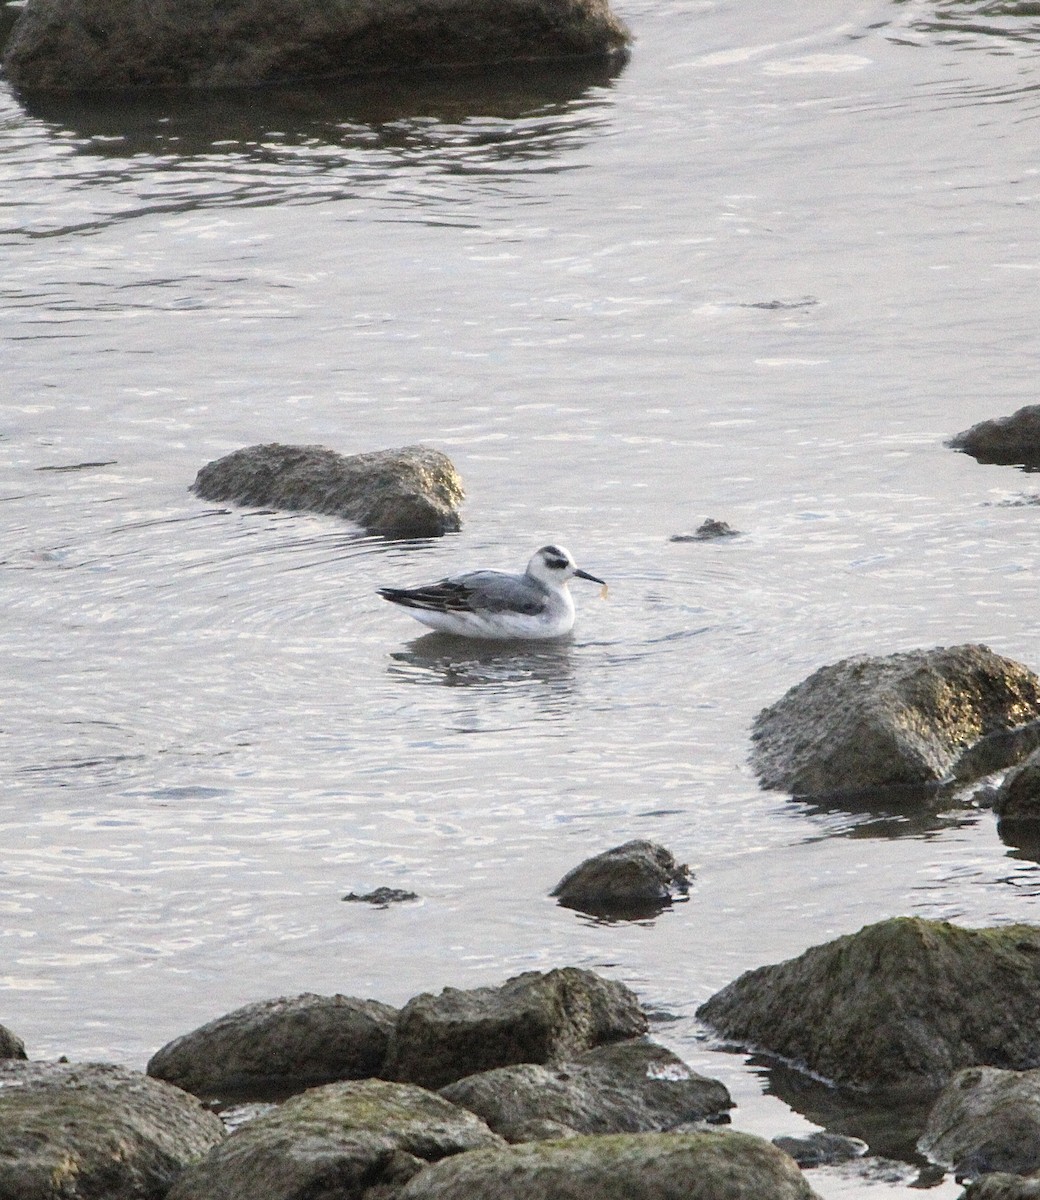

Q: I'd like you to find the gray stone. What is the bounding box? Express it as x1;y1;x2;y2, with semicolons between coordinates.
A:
949;406;1040;469
0;1060;225;1200
167;1078;504;1200
147;992;398;1101
342;887;420;907
551;840;692;919
439;1038;732;1141
771;1131;867;1168
920;1066;1040;1179
2;0;631;91
190;443;464;539
962;1175;1040;1200
697;917;1040;1095
669;519;741;542
751;644;1040;796
0;1024;27;1060
995;748;1040;823
383;967;648;1090
398;1129;822;1200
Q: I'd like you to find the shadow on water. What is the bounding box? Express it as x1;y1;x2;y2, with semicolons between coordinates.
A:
793;783;979;841
11;57;626;160
889;0;1040;48
387;631;577;691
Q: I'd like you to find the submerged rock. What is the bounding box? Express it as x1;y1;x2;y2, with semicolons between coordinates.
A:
342;887;420;907
751;644;1040;796
147;993;398;1101
191;443;464;539
399;1129;822;1200
669;518;742;542
550;839;692;919
0;1060;225;1200
439;1038;732;1140
919;1065;1040;1180
2;0;631;91
949;405;1040;470
772;1131;867;1168
697;917;1040;1095
383;967;648;1090
167;1078;503;1200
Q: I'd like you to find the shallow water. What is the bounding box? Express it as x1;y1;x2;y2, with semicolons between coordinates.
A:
3;0;1040;1193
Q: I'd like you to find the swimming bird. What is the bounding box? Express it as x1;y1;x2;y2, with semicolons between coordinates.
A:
378;545;605;640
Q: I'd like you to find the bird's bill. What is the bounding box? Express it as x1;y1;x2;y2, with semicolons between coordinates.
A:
574;568;606;585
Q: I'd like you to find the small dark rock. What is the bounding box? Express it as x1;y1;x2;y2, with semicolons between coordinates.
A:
0;1024;27;1060
962;1174;1040;1199
343;887;420;907
551;839;692;919
995;748;1040;822
383;967;648;1091
772;1131;867;1168
147;993;398;1100
670;518;741;542
191;443;464;539
949;406;1040;470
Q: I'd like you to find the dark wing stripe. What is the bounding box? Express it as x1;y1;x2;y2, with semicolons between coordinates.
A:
378;583;476;613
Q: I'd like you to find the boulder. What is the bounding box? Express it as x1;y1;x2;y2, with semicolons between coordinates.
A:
439;1038;732;1140
919;1066;1040;1179
771;1131;867;1168
0;1024;27;1060
948;406;1040;469
962;1175;1040;1199
550;840;692;919
166;1078;504;1200
398;1129;822;1200
383;967;648;1090
2;0;631;91
750;644;1040;796
995;748;1040;823
190;443;464;539
0;1060;225;1200
696;917;1040;1094
147;992;398;1100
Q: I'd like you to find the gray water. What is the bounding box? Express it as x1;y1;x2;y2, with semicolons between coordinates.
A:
3;0;1040;1193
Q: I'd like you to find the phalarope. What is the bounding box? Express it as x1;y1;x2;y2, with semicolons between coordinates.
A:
378;545;605;640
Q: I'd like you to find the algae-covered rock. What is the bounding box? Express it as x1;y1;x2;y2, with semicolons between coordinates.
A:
949;405;1040;470
191;443;464;539
383;967;648;1090
2;0;631;91
0;1060;225;1200
398;1129;822;1199
550;840;692;920
751;644;1040;796
147;992;398;1101
439;1038;731;1141
995;748;1040;824
697;918;1040;1094
919;1065;1040;1179
167;1078;504;1200
962;1175;1040;1199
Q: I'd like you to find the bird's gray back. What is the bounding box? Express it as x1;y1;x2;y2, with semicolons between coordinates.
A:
452;568;548;615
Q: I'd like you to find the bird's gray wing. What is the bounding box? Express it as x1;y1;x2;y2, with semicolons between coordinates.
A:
379;570;545;615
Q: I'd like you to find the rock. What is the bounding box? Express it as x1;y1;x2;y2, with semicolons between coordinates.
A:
949;406;1040;470
697;917;1040;1095
0;1060;225;1200
550;840;692;919
167;1078;504;1200
670;519;741;541
0;1024;27;1059
398;1129;822;1199
342;887;420;907
2;0;631;91
771;1131;867;1168
147;993;398;1101
962;1175;1040;1199
919;1066;1040;1179
383;967;648;1090
439;1038;732;1141
995;748;1040;823
190;443;464;539
750;644;1040;796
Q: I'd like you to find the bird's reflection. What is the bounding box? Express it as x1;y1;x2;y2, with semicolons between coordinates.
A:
388;631;577;691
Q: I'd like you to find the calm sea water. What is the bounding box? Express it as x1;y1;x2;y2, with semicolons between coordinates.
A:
3;0;1040;1193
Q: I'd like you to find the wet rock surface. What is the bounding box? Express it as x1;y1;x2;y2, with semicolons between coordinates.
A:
397;1128;822;1199
669;518;742;541
383;967;648;1090
949;405;1040;470
167;1077;504;1200
0;1060;226;1200
995;748;1040;823
550;839;692;919
190;443;464;538
147;992;399;1101
697;917;1040;1094
0;1023;27;1059
919;1065;1040;1179
751;644;1040;796
343;887;420;907
2;0;631;91
772;1131;868;1168
962;1175;1040;1199
439;1037;732;1140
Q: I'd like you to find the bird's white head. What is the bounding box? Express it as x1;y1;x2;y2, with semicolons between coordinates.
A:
527;545;605;588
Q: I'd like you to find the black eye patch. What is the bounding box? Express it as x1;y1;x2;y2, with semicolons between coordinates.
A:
544;555;569;570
